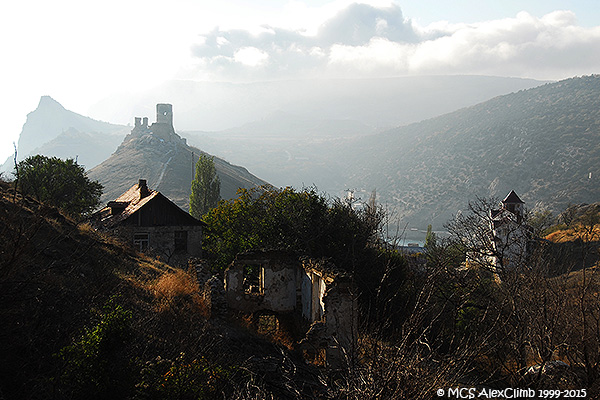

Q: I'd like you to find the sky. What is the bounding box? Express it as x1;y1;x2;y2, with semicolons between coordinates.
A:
2;0;600;163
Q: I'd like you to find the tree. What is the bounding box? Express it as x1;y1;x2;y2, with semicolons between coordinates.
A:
189;154;220;219
201;185;385;273
424;224;437;249
17;155;102;218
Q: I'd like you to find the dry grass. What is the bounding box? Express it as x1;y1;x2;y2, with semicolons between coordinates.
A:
77;221;96;236
151;268;203;313
546;226;600;243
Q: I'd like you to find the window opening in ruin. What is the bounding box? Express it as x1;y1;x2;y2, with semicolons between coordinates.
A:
174;230;187;253
133;232;149;251
243;264;263;295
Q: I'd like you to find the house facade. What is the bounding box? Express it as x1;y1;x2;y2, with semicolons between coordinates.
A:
91;179;206;264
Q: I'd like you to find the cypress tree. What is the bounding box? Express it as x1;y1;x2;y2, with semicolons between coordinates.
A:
189;154;220;219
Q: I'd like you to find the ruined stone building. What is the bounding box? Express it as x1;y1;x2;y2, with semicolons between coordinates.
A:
223;250;358;368
91;179;205;265
131;103;188;145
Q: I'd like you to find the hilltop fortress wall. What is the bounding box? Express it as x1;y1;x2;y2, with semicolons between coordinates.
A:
132;103;182;143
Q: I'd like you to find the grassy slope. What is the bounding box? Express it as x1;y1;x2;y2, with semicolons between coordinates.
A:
0;182;318;399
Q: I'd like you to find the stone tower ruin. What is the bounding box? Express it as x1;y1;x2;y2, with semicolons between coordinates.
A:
156;103;173;126
131;103;182;143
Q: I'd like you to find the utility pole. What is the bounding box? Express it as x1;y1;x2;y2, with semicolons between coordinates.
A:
191;151;195;182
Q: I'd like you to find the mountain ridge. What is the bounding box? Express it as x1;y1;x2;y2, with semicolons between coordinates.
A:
1;96;129;172
345;75;600;228
90;75;547;132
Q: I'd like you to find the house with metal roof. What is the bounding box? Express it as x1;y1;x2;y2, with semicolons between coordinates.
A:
91;179;206;265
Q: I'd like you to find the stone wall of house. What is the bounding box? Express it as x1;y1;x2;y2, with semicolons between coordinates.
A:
112;225;203;265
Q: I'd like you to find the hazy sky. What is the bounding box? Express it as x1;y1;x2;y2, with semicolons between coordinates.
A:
2;0;600;162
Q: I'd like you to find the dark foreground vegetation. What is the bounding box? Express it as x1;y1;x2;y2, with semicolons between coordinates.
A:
2;174;600;399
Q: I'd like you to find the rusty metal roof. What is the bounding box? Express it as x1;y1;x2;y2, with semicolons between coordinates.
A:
93;180;205;228
94;182;159;227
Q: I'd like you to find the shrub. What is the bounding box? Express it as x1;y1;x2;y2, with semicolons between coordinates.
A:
56;298;136;399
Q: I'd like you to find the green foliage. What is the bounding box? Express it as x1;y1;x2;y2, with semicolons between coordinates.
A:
135;353;232;400
17;154;102;218
425;224;437;249
56;298;135;399
189;153;221;219
201;185;381;272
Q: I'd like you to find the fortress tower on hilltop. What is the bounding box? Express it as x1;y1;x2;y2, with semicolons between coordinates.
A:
156;103;173;126
132;103;183;143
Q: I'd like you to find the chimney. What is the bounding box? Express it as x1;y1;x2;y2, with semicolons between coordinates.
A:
107;201;128;215
139;179;150;199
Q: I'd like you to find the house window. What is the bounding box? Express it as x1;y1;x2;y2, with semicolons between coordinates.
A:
133;232;149;251
174;231;188;253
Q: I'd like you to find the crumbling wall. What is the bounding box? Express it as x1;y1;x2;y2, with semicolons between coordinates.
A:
201;276;227;319
321;281;358;368
299;269;326;323
223;251;358;368
224;250;298;313
299;259;357;368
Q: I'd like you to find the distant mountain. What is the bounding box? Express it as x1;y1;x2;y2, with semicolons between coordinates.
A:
344;75;600;228
1;96;128;172
185;75;600;231
90;76;547;132
184;111;375;193
88;107;267;210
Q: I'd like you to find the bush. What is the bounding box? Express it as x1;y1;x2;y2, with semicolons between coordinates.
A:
135;353;232;400
56;298;136;399
152;269;201;313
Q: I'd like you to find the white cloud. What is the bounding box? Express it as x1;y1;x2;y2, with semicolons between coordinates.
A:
234;47;269;66
2;1;600;163
188;5;600;81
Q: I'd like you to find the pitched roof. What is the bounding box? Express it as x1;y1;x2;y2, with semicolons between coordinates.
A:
93;180;205;228
95;182;157;227
502;190;524;204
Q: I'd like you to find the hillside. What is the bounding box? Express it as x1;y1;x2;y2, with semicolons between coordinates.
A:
0;181;322;399
1;96;128;172
186;75;600;231
88;120;267;209
339;75;600;228
185;111;370;195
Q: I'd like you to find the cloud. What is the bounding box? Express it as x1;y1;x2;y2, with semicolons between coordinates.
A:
234;47;269;66
188;4;600;81
316;3;417;45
